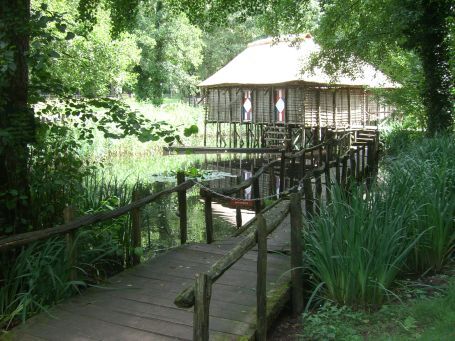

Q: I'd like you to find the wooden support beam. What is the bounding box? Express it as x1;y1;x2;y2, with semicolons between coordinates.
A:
289;194;304;316
303;178;314;217
236;207;242;228
256;214;267;341
131;190;142;266
177;171;187;245
204;192;214;244
279;150;286;195
63;206;77;281
253;176;262;214
193;273;211;341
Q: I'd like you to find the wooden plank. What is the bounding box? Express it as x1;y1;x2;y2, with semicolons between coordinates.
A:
17;309;178;341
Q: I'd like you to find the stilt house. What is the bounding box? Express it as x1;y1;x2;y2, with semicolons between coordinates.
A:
199;34;397;149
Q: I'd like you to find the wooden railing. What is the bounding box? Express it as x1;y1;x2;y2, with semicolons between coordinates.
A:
173;130;379;340
0;179;196;274
0;129;379;340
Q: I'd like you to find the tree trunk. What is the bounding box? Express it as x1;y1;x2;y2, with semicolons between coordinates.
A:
0;0;34;235
151;0;166;105
418;0;454;135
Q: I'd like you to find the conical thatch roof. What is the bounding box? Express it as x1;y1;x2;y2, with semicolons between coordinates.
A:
199;34;397;88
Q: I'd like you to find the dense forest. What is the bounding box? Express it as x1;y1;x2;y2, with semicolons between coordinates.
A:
0;0;454;338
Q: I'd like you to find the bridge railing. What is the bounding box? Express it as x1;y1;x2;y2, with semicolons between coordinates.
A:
174;130;379;340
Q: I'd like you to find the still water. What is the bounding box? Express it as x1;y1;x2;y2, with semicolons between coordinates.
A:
104;152;282;257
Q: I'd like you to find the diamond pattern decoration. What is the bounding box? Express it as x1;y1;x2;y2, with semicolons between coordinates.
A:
243;98;252;114
275;98;285;114
275;89;285;122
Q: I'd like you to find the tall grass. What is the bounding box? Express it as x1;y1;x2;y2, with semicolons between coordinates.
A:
383;135;455;273
305;185;419;307
0;238;78;329
305;135;454;307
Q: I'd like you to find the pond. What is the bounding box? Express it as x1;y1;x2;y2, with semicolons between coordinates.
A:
102;152;283;259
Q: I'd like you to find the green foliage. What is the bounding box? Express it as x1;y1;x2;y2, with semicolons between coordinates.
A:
300;277;455;340
0;238;79;329
383;135;455;273
134;2;204;102
305;184;417;307
306;134;455;307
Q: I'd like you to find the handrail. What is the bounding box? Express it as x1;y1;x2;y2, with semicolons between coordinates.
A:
174;199;290;308
0;180;195;251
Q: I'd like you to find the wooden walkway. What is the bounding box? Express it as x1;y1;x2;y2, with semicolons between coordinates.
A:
11;201;292;341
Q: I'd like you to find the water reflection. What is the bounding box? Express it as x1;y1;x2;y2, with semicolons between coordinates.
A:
140;153;284;258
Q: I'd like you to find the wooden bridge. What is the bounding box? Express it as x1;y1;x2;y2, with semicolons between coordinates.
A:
2;132;379;340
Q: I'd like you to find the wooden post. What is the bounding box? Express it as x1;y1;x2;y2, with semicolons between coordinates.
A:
336;156;341;184
289;193;304;316
64;206;77;281
361;145;366;179
325;142;331;201
290;157;296;188
350;149;357;182
131;190;142;266
279;150;286;195
236;207;242;228
356;147;361;181
341;156;348;190
300;153;305;180
253;177;262;214
303;177;314;217
193;273;212;341
204;189;214;244
315;174;322;215
256;214;267;341
177;171;187;245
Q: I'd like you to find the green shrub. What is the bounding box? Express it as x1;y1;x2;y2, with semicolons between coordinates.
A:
384;135;455;273
305;184;418;307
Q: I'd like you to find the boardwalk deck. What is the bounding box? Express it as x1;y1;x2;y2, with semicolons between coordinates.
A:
11;201;292;341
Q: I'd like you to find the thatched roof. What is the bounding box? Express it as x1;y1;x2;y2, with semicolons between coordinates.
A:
199;34;398;89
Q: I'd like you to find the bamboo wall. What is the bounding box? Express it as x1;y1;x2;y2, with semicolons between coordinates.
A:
205;86;393;128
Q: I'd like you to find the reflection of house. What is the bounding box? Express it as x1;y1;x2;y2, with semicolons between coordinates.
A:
199;34;397;149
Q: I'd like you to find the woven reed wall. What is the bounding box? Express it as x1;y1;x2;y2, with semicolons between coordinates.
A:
206;86;393;127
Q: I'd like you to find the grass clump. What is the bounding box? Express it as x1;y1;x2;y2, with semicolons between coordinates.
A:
305;135;454;307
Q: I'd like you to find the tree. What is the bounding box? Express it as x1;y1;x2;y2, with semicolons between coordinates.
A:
0;0;185;234
168;0;454;135
135;1;203;103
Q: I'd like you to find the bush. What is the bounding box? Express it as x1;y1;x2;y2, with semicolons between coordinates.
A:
305;185;418;307
306;135;454;306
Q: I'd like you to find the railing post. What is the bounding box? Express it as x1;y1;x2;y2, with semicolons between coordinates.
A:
290;157;296;188
325;142;331;202
350;149;357;182
290;193;304;316
256;214;267;341
177;171;188;244
193;273;212;341
335;156;341;184
303;177;314;217
300;153;305;180
131;190;142;266
361;145;366;179
236;206;242;228
341;155;348;190
253;176;262;214
203;188;214;244
63;206;77;281
279;150;286;195
315;174;322;215
356;147;361;181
